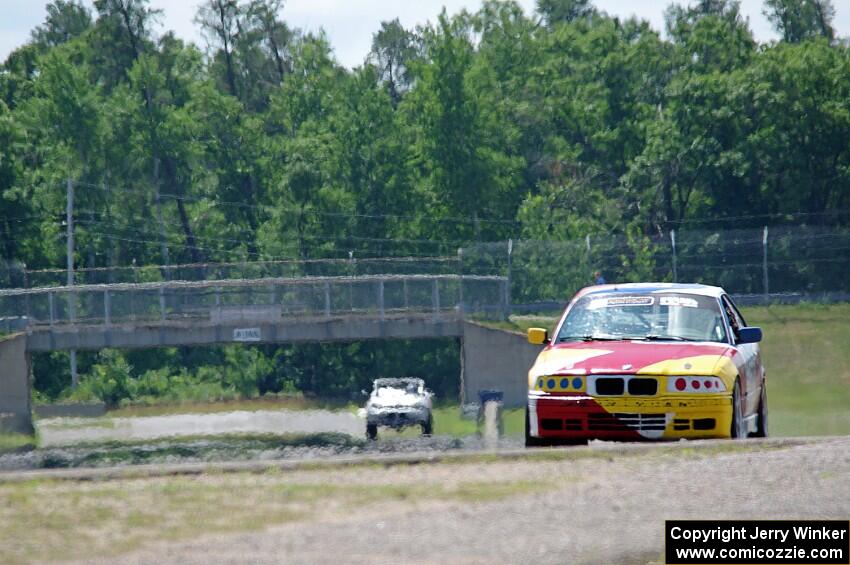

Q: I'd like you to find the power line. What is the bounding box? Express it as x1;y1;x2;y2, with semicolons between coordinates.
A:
72;180;522;226
73;217;471;248
77;229;459;262
664;207;850;226
0;213;64;224
15;255;458;275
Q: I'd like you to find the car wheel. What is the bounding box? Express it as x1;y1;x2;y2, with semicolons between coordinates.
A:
421;414;433;436
731;379;747;439
525;405;543;448
366;423;378;440
752;381;768;438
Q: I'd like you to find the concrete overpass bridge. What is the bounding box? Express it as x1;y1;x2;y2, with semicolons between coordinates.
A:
0;274;508;351
0;274;541;432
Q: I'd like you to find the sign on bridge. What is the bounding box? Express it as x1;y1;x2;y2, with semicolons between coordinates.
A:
233;328;261;342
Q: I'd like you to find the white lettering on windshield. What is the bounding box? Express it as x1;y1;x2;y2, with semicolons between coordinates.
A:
659;296;698;308
587;296;655;309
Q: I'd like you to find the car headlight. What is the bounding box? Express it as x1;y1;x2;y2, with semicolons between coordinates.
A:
533;376;585;392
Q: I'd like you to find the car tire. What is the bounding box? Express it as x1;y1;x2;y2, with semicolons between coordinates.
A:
366;423;378;441
421;414;433;436
525;405;543;447
731;379;747;439
752;381;768;438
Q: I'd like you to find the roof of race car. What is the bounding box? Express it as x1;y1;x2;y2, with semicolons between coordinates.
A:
576;282;725;300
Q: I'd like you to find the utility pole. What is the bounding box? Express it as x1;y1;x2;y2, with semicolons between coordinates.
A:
66;178;78;388
505;239;513;320
152;158;170;319
762;226;769;303
670;229;678;282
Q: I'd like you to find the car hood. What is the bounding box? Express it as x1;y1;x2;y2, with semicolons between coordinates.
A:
528;340;738;387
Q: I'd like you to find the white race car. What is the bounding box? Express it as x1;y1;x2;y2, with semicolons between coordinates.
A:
365;378;433;440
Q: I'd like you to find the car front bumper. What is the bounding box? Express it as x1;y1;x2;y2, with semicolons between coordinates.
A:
367;407;430;428
528;392;733;440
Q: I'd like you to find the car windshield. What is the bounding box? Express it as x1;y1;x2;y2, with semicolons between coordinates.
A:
556;292;727;343
375;380;422;396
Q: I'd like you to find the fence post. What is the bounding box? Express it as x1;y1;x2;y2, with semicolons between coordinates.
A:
378;279;384;320
671;229;678;282
130;260;137;321
324;281;331;317
432;278;440;320
23;265;30;321
67;177;78;388
159;287;166;320
104;290;111;326
48;291;55;326
501;278;509;321
505;239;512;319
457;248;464;315
762;226;769;303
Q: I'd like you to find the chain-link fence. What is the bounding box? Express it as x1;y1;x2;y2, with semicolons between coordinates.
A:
0;274;508;330
3;224;850;321
461;225;850;309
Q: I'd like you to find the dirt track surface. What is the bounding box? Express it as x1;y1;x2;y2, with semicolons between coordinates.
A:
36;409;364;447
80;436;850;565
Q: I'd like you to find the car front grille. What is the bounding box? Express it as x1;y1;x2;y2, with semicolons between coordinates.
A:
591;376;658;396
627;378;658;396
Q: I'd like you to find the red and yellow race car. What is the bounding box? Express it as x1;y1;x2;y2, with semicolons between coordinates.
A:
525;283;767;446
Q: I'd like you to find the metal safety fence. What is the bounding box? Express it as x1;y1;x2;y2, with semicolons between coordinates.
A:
3;224;850;323
0;274;508;331
460;225;850;308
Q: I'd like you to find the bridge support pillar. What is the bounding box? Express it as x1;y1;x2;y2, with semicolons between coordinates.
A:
0;333;33;434
461;322;543;409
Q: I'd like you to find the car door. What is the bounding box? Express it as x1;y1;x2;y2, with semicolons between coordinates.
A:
722;295;761;416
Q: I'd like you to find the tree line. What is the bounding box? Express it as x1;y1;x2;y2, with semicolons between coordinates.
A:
2;0;848;273
2;0;847;404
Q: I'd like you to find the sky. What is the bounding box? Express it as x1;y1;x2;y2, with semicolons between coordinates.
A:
2;0;850;68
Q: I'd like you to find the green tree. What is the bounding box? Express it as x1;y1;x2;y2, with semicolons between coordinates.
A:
536;0;595;26
764;0;835;43
409;11;519;244
368;19;419;107
665;0;755;72
195;0;243;99
31;0;92;50
91;0;161;88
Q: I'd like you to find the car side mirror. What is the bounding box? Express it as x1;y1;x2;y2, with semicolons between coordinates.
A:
527;327;549;345
737;326;762;344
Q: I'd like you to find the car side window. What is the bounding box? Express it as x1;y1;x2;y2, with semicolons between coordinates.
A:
721;296;744;342
727;297;748;327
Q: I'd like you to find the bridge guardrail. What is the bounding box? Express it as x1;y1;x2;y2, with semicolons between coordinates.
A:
0;274;509;328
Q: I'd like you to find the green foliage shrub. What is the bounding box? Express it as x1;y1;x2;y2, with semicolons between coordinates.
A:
67;350;133;407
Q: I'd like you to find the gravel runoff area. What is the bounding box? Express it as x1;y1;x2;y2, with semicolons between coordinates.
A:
35;409;365;447
64;436;849;565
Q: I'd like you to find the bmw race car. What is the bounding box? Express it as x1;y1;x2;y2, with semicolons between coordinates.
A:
525;283;766;446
